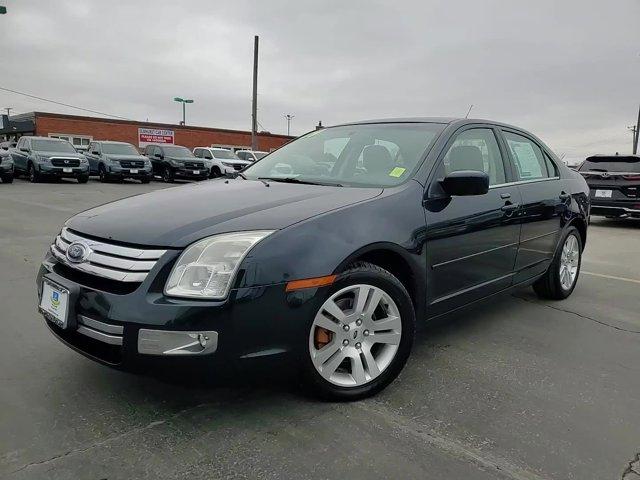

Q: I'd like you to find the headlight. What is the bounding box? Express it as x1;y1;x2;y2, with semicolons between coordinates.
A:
37;154;50;163
164;231;274;299
170;159;181;167
79;157;88;164
222;162;235;167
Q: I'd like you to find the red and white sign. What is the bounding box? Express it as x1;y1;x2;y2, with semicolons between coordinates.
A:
138;128;174;147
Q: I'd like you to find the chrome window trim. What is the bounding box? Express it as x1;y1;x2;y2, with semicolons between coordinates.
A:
489;176;560;189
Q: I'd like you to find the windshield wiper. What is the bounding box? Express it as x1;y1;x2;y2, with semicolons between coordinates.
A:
257;177;343;187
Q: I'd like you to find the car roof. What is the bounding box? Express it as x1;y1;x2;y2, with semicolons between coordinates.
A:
335;117;528;131
26;136;68;141
97;141;132;145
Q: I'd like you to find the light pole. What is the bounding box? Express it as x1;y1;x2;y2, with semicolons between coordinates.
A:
173;97;193;125
284;114;295;136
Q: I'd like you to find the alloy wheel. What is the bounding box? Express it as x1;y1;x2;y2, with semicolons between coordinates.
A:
559;234;579;290
308;284;402;387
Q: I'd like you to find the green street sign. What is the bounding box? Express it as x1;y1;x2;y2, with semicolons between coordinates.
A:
0;6;7;14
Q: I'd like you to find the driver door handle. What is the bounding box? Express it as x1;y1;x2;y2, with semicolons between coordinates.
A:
501;202;520;212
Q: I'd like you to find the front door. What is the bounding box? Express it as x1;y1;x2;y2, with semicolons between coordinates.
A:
424;126;522;316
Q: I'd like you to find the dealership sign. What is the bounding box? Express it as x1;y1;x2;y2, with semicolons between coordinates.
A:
138;128;174;147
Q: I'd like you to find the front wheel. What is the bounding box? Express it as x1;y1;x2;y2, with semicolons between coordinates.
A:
302;262;415;401
1;173;13;184
533;226;582;299
162;166;174;183
28;163;40;183
77;175;89;184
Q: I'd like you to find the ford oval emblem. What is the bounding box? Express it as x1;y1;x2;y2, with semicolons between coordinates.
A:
66;241;90;263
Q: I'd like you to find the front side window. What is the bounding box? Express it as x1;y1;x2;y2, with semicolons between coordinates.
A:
32;139;77;153
439;128;507;186
243;123;445;187
504;132;549;181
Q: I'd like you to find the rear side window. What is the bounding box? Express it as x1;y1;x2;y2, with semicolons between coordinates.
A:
544;153;558;177
441;128;507;186
504;132;551;181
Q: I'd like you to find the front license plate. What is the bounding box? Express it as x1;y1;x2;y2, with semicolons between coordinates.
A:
40;280;69;328
63;167;73;173
130;169;139;174
193;170;200;175
595;189;612;198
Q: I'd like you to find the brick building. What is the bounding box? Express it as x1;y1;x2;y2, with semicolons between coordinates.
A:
0;111;294;152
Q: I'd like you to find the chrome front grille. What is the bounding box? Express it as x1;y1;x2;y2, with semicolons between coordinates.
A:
50;227;167;283
51;158;80;167
77;315;123;345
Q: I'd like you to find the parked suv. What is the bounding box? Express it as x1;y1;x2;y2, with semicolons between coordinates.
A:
143;144;209;183
193;147;251;177
38;117;589;400
12;136;89;183
85;141;153;183
578;154;640;218
235;149;269;162
0;147;14;183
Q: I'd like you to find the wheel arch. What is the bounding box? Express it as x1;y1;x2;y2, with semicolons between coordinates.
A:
566;216;587;249
335;243;425;322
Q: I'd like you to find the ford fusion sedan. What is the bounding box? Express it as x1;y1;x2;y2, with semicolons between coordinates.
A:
85;141;153;183
38;118;589;400
12;136;89;183
0;147;14;183
143;144;209;183
578;154;640;218
193;147;252;178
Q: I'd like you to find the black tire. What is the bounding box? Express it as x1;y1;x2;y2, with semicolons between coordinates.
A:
28;163;40;183
301;261;415;401
98;165;110;183
210;166;222;178
140;176;151;184
162;166;174;183
1;173;13;184
533;226;582;300
77;175;89;184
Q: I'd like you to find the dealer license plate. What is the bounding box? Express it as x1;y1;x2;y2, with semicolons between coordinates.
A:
595;189;612;198
130;169;139;174
193;170;200;175
40;280;69;328
63;167;73;173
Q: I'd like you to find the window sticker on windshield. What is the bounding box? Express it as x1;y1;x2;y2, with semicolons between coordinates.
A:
389;167;406;177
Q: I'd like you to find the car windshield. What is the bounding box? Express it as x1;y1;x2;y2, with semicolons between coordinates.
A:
32;139;77;153
243;123;445;187
212;149;238;160
102;143;139;155
162;146;194;157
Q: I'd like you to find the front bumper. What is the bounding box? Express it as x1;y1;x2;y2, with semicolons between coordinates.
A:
37;251;321;369
39;164;89;177
172;167;210;180
107;166;153;179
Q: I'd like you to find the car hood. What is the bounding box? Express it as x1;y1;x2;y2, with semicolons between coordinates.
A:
66;179;383;247
105;154;148;162
166;156;199;162
219;159;251;166
36;150;85;159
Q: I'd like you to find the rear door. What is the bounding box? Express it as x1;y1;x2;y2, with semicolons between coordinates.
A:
424;126;522;315
499;129;567;283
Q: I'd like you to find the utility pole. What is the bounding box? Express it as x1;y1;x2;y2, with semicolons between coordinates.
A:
634;104;640;155
251;35;259;151
5;107;12;117
284;114;294;136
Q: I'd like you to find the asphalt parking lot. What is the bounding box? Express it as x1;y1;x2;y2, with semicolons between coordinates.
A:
1;177;639;480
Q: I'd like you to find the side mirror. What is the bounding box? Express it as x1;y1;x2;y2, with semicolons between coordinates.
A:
440;170;489;196
20;147;29;153
154;153;162;159
91;151;100;156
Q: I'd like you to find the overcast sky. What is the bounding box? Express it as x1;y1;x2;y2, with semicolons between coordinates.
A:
1;0;638;159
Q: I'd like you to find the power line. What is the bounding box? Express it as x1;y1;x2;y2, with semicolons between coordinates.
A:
0;86;131;120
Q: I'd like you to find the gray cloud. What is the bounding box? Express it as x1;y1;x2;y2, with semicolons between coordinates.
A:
1;0;638;158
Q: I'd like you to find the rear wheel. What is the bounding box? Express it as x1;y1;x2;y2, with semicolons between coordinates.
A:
28;163;40;183
302;262;415;401
533;226;582;300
